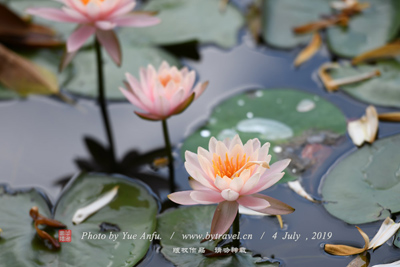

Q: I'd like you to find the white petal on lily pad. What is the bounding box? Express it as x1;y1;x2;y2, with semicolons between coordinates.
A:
72;185;119;224
368;217;400;250
347;105;378;146
239;205;271;216
296;99;315;113
372;259;400;267
287;180;317;203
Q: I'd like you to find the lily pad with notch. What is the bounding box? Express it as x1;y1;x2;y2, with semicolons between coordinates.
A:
181;89;347;183
322;134;400;224
157;205;279;267
0;172;159;266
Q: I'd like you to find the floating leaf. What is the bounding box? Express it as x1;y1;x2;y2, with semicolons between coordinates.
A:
352;41;400;65
324;226;369;256
0;173;158;266
378;112;400;122
123;0;244;48
322;134;400;224
347;105;378;146
347;253;370;267
318;62;380;92
328;60;400;108
294;32;322;67
181;89;347;183
263;0;400;57
157;205;279;267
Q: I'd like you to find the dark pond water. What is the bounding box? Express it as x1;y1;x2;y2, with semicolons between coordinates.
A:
1;2;400;266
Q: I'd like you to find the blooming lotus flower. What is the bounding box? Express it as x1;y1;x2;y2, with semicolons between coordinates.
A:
169;135;295;236
120;61;208;121
27;0;160;66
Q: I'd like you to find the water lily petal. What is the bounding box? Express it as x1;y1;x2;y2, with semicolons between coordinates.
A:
251;194;295;215
237;195;270;210
190;190;224;204
67;25;95;52
210;201;238;236
26;8;76;22
168;191;198;205
112;14;161;27
96;30;121;66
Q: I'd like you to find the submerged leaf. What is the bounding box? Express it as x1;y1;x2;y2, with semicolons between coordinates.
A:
352;41;400;65
294;32;322;67
347;105;378;146
318;62;380;92
324;226;369;256
347;253;370;267
0;43;59;96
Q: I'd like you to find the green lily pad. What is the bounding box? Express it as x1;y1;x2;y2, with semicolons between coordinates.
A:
262;0;400;57
65;42;180;99
181;89;346;183
0;173;158;266
321;134;400;224
329;60;400;108
123;0;244;48
157;205;279;267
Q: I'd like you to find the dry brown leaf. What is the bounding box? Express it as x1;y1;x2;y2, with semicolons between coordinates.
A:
325;226;370;256
293;14;349;34
347;105;378;146
318;62;380;92
0;4;63;48
352;40;400;64
0;43;64;98
378;112;400;122
246;0;262;43
277;215;283;229
294;32;322;66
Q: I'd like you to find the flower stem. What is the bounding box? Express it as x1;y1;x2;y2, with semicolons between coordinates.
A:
161;119;175;192
232;211;240;248
94;38;116;171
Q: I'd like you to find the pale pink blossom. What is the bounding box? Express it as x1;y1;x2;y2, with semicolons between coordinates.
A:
27;0;160;66
169;135;295;236
120;61;208;120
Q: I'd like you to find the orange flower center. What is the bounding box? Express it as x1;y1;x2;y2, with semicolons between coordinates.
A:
158;73;182;87
81;0;104;5
212;153;249;179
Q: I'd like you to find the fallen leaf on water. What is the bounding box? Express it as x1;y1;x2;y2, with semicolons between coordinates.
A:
0;4;63;48
293;14;349;34
372;259;400;267
368;217;400;250
378;112;400;122
318;62;380;92
245;0;262;43
325;226;369;256
347;105;378;146
287;180;318;203
352;40;400;65
153;157;169;168
347;252;370;267
325;217;400;256
72;185;119;225
30;206;66;249
294;32;322;66
277;215;284;229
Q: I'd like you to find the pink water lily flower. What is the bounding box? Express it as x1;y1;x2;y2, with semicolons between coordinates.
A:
27;0;160;65
120;61;208;121
169;135;295;236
